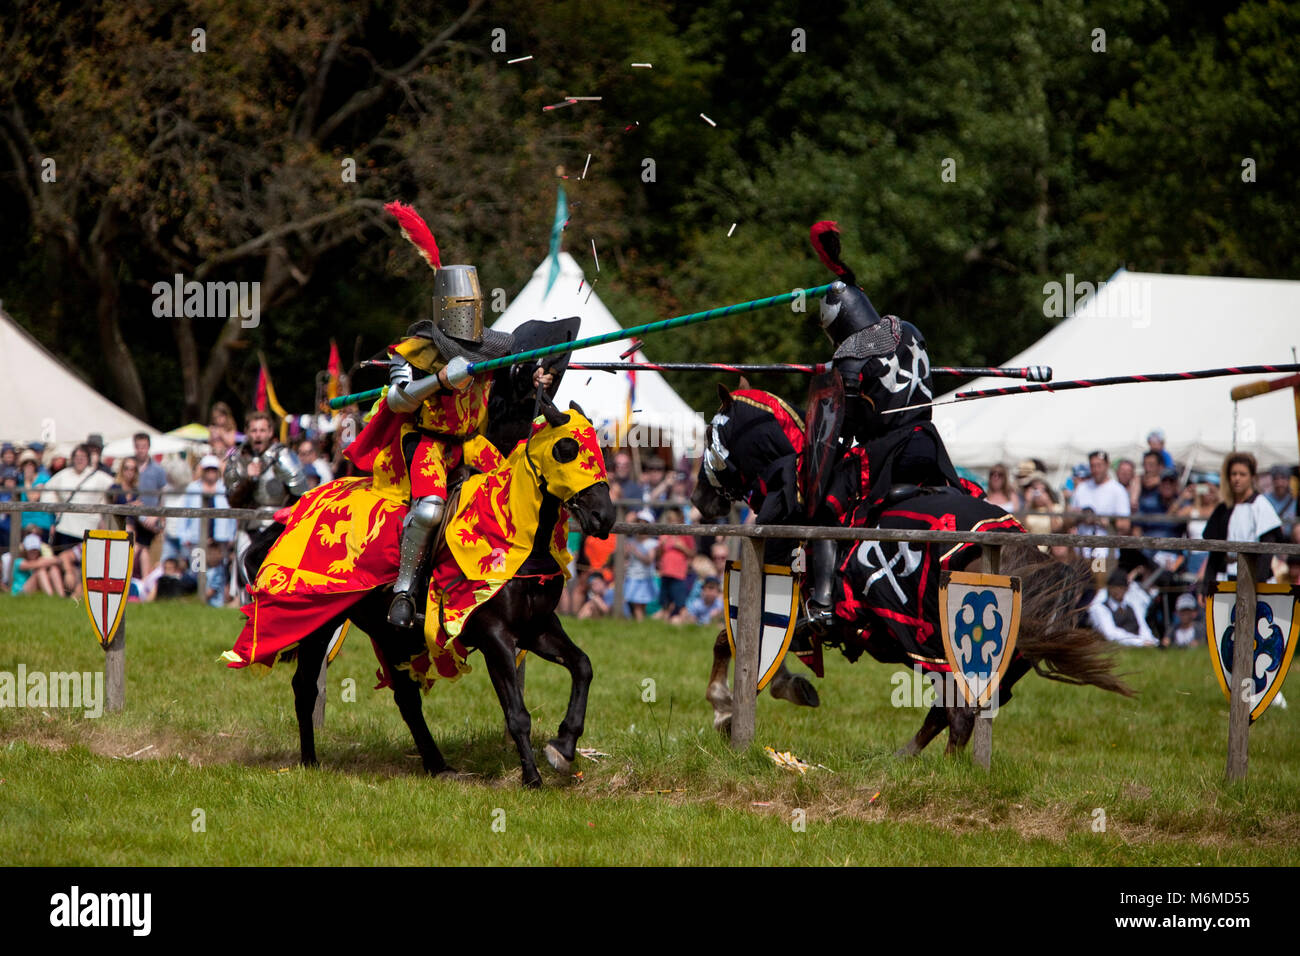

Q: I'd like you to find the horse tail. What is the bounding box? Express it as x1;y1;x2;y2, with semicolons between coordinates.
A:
998;542;1135;697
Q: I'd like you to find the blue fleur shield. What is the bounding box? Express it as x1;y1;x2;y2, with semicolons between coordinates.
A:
1207;583;1299;722
939;571;1022;707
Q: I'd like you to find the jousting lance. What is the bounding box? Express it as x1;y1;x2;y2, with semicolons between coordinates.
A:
882;363;1300;416
328;284;836;409
568;361;1053;380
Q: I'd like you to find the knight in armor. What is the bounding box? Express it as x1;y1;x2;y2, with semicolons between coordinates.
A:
349;203;555;629
224;409;309;592
803;220;970;624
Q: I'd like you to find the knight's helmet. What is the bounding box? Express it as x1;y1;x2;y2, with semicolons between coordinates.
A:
432;264;484;344
818;280;885;348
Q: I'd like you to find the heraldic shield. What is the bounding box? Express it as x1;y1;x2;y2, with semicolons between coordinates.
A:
724;561;799;692
1206;582;1298;722
81;530;135;648
939;570;1022;707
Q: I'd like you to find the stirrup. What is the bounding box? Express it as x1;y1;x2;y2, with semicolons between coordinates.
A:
388;592;417;628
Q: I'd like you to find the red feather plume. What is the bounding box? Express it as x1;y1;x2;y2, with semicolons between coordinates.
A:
809;220;855;285
385;201;442;271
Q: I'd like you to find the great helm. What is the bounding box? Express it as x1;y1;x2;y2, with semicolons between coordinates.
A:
818;280;885;347
432;264;484;343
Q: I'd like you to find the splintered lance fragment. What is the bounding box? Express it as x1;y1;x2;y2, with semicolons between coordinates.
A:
507;55;533;64
631;62;653;68
543;98;578;111
727;223;737;237
581;154;592;179
700;113;717;127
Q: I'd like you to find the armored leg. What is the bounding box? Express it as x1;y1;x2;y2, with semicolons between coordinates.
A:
806;537;839;624
388;495;445;627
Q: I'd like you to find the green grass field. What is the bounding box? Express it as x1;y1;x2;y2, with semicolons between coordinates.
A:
1;594;1297;865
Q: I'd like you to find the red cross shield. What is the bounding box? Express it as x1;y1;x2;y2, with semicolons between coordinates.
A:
82;530;135;648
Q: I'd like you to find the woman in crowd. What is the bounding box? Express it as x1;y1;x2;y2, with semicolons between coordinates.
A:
1019;472;1062;536
1199;452;1283;596
984;464;1022;513
208;401;240;449
109;456;154;577
1131;450;1164;512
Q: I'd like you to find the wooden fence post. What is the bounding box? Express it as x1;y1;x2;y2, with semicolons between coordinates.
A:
105;621;126;714
1226;554;1256;781
731;535;762;749
971;545;1001;770
612;504;626;618
196;496;210;601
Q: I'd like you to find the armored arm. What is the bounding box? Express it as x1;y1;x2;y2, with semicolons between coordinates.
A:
223;452;255;509
386;355;422;412
271;445;309;499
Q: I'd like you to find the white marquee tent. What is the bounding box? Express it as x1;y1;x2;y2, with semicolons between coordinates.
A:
935;270;1300;474
491;253;705;460
0;307;167;453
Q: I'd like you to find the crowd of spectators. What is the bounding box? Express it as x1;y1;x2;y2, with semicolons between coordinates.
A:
980;428;1299;657
0;418;348;608
5;416;1297;652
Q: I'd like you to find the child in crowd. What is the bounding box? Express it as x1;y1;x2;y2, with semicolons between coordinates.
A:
577;572;613;619
1162;593;1203;648
622;509;659;621
654;508;692;619
674;576;724;626
12;534;65;596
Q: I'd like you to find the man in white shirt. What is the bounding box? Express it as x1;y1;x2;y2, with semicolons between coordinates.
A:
1072;450;1131;559
43;443;115;596
1089;567;1158;647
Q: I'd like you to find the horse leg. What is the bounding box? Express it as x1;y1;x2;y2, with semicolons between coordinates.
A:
896;701;950;758
706;628;735;735
476;623;542;788
291;634;329;767
944;704;978;755
519;613;592;774
768;660;820;708
388;666;451;776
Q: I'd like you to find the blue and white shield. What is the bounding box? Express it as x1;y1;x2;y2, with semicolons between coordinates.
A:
939;570;1022;707
724;561;799;692
1206;582;1298;722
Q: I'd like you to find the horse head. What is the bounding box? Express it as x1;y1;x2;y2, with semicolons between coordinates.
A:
692;384;806;523
529;395;615;537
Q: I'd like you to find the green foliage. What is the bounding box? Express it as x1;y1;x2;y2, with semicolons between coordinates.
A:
1;0;1296;428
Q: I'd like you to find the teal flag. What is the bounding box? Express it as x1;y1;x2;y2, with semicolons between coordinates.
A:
544;184;567;299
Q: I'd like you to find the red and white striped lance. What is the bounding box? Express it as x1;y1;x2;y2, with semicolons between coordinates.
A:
568;361;1052;380
884;363;1300;416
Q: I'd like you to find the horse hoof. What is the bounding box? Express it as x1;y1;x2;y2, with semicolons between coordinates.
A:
522;773;543;789
544;742;572;774
433;768;459;780
713;713;733;737
786;676;820;708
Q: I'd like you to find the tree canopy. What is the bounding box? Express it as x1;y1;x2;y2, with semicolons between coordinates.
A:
1;0;1295;428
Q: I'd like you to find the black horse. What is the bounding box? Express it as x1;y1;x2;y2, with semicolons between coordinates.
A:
693;386;1132;756
244;398;614;787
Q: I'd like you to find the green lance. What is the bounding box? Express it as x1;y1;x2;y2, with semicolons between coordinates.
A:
328;284;835;410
